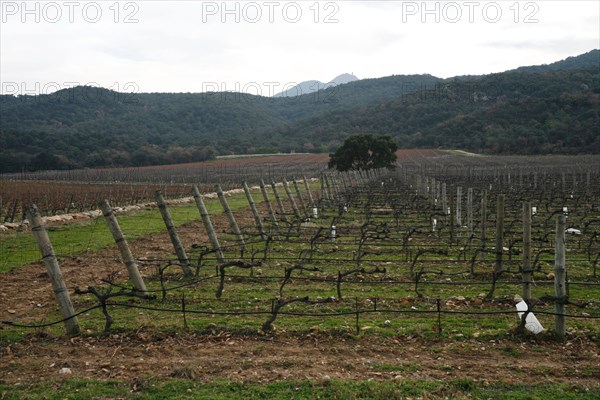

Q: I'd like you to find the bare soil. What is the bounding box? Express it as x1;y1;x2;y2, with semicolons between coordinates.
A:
0;212;236;324
2;329;599;390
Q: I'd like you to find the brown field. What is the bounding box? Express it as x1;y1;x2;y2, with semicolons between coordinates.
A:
0;150;444;221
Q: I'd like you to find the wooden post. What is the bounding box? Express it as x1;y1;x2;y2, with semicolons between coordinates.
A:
335;173;344;197
8;199;17;223
449;192;454;242
352;171;360;186
335;175;343;198
328;174;339;200
270;181;289;223
519;169;523;187
192;185;225;263
100;200;147;294
216;184;245;251
414;174;420;196
339;173;349;193
480;190;487;261
522;202;533;301
26;205;80;336
155;191;192;277
283;178;301;218
259;180;279;228
243;181;267;240
354;170;365;186
442;183;448;215
467;188;473;245
302;176;315;207
495;194;505;274
323;174;332;201
347;171;356;188
456;186;462;228
555;214;567;339
292;178;308;216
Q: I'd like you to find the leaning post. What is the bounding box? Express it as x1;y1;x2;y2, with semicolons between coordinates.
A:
155;191;192;277
324;174;333;201
259;180;279;229
270;181;289;223
302;175;315;207
100;200;148;294
292;178;308;217
192;185;225;263
216;184;246;252
27;205;81;336
283;178;301;219
243;181;267;241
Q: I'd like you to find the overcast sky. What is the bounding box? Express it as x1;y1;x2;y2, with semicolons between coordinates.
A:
1;0;598;95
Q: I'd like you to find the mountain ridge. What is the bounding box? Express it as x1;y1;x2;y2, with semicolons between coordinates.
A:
0;50;598;172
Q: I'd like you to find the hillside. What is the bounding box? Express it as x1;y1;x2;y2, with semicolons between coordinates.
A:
276;66;600;154
0;50;598;172
513;49;600;73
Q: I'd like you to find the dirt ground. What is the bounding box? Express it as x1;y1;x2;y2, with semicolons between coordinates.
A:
1;204;600;391
1;329;599;390
0;210;239;324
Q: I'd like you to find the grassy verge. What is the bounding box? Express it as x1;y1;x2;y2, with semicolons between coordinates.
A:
1;378;597;400
0;194;251;273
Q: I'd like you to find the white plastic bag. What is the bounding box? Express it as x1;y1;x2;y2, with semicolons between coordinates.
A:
515;300;544;334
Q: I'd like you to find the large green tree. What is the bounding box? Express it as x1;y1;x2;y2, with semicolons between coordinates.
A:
328;134;398;171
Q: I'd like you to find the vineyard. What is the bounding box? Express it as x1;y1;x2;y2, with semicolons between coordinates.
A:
1;151;600;398
0;153;330;222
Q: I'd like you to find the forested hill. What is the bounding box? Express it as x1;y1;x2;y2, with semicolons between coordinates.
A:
512;48;600;73
0;50;598;172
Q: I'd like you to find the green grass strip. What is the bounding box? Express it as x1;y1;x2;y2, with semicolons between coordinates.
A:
0;379;597;400
0;194;251;273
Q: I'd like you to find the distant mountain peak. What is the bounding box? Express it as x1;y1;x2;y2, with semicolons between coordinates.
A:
274;73;359;97
331;73;359;85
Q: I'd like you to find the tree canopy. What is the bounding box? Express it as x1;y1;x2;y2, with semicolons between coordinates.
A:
328;134;398;171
